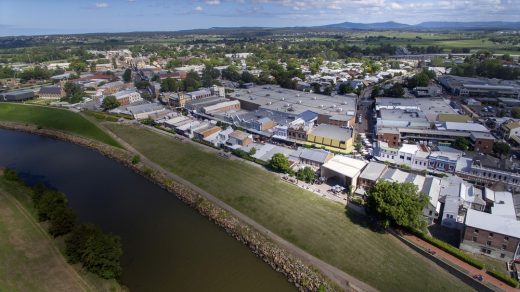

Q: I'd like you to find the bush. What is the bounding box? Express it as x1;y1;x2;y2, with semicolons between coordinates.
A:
410;229;485;269
131;155;140;165
3;168;19;181
486;270;519;288
48;207;77;237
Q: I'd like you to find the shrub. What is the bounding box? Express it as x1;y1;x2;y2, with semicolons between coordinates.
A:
3;168;19;181
131;155;140;165
486;270;519;288
409;229;485;269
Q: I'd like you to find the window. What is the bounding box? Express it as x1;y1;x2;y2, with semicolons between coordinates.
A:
502;244;507;250
500;253;506;258
489;232;494;237
487;240;492;246
474;229;479;233
472;236;477;242
505;236;509;241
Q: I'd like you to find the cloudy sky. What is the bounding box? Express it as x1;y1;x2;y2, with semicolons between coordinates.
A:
1;0;519;36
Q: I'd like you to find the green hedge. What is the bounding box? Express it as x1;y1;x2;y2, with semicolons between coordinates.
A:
409;229;485;270
486;270;519;288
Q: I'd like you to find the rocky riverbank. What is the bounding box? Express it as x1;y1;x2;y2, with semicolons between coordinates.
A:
0;122;349;292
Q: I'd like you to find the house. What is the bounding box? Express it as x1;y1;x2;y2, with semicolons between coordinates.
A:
126;103;167;120
469;132;495;154
296;148;333;169
500;120;520;140
193;125;222;140
356;162;388;196
439;176;485;230
99;81;130;95
321;156;367;191
113;89;142;106
252;117;275;131
460;191;520;261
227;130;253;147
376;142;429;170
38;86;65;99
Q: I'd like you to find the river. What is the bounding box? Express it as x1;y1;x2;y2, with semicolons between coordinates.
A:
0;128;294;292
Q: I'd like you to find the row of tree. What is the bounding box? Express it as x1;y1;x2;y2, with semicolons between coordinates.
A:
3;171;123;280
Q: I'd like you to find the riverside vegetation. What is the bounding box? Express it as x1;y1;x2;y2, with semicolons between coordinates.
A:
0;122;339;291
2;169;123;281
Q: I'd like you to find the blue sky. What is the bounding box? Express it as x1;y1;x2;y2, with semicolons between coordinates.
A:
1;0;519;36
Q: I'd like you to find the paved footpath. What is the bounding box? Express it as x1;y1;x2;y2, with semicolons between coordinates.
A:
402;234;519;292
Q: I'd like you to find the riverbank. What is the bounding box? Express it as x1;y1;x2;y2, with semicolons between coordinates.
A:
0;171;121;292
0;122;342;292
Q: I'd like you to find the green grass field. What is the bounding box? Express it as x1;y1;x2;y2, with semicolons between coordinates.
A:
0;175;121;292
0;103;121;148
106;123;472;292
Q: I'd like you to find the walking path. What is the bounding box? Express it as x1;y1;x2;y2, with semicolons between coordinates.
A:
402;233;518;292
96;120;378;292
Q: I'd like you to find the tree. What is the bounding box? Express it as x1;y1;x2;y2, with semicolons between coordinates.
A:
48;207;76;237
269;153;291;173
296;167;316;183
160;78;180;92
66;224;100;264
512;107;520;119
101;96;120;110
493;142;510;158
384;83;405;97
366;181;429;230
371;85;381;98
240;71;255;84
452;137;469;151
201;66;220;87
62;81;85;104
183;70;201;92
221;65;240;82
122;69;132;83
249;147;256;156
69;60;88;73
338;83;354;95
35;191;68;222
81;232;123;279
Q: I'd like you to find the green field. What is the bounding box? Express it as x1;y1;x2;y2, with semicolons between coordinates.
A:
0;175;121;292
0;103;121;148
106;123;472;292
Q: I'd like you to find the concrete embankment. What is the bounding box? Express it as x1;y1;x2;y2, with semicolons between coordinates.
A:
0;122;353;292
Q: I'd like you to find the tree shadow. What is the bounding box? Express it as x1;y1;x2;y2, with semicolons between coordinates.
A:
344;204;386;234
428;224;462;247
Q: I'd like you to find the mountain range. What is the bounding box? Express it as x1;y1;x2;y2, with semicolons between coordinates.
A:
320;21;520;30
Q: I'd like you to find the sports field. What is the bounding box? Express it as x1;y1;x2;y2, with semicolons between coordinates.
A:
106;123;472;292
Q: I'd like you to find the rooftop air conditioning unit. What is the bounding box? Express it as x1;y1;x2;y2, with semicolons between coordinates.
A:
337;108;343;112
320;105;324;108
298;100;302;104
343;101;348;105
313;96;317;100
281;97;285;101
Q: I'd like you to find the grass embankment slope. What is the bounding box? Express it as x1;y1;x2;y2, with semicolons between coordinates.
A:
0;175;120;292
106;123;472;292
0;103;120;148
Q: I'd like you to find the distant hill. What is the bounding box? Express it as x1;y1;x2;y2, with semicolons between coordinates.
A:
320;21;520;30
322;21;412;30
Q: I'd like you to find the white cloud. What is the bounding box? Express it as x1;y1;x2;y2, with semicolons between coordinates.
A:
195;5;204;11
205;0;221;4
95;2;109;8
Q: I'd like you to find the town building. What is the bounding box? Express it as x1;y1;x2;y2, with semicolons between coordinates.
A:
307;124;354;152
293;148;334;169
38;86;65;99
460;191;520;261
113;89;142;106
321;156;367;191
202;100;241;114
227;130;253;147
0;90;35;102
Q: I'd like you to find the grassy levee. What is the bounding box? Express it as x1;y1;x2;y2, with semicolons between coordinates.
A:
106;123;472;292
0;176;121;292
0;103;121;148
